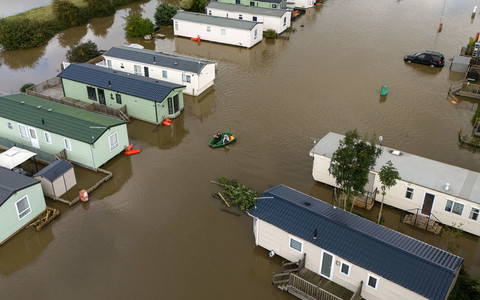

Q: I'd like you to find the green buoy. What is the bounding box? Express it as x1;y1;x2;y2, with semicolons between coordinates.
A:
380;84;388;96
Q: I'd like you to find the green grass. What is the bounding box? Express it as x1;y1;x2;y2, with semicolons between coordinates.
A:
4;0;88;22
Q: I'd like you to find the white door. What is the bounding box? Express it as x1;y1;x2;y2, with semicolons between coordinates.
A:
320;250;334;280
28;127;40;148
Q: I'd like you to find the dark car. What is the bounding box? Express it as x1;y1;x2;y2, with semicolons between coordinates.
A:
404;51;445;67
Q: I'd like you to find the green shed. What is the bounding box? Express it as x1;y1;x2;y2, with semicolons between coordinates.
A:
0;94;129;169
58;63;186;125
0;167;46;246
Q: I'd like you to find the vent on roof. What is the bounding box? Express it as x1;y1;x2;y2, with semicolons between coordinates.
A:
174;62;178;65
21;101;25;104
153;56;156;64
303;202;311;206
108;80;111;87
313;228;318;240
390;150;402;156
48;108;53;112
155;80;159;83
37;105;42;109
42;118;45;125
113;71;117;73
445;183;450;191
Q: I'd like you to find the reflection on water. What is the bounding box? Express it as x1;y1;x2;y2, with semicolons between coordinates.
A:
89;15;115;38
0;225;53;275
0;45;47;70
127;115;190;149
184;92;217;121
57;25;89;49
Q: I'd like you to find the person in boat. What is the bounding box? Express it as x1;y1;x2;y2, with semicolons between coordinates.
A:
212;132;222;144
223;134;230;144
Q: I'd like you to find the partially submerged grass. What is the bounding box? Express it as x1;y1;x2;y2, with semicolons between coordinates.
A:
4;0;88;22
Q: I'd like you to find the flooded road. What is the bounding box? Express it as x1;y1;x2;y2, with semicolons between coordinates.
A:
1;0;480;298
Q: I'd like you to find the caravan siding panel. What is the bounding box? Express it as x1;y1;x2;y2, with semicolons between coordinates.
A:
91;125;129;167
38;178;54;197
0;184;46;244
0;116;94;167
174;19;263;48
207;8;290;33
104;57;212;96
258;220;429;300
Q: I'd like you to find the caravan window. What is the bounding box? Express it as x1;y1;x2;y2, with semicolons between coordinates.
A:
15;196;31;220
18;124;29;140
289;237;303;253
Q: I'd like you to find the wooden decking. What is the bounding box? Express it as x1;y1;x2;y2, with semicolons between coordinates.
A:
272;255;360;300
401;210;442;234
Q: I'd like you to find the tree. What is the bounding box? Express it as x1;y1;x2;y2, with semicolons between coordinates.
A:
328;129;382;211
52;0;87;28
123;11;154;37
180;0;209;12
377;160;400;224
66;40;101;63
86;0;116;18
154;3;178;26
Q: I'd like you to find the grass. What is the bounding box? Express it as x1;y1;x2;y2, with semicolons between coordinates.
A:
4;0;88;22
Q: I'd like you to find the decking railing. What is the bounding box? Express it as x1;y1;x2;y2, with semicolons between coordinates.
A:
288;273;342;300
400;208;442;234
349;281;363;300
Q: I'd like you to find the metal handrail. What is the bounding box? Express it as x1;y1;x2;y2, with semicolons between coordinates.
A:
400;208;441;231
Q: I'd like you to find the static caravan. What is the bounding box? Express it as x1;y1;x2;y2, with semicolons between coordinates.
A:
206;2;291;34
0;94;129;169
216;0;286;9
249;185;463;300
286;0;315;9
310;132;480;237
0;167;46;245
173;11;263;49
102;46;216;96
34;160;76;198
58;63;186;124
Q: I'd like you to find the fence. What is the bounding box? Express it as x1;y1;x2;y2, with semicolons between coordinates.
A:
0;136;59;163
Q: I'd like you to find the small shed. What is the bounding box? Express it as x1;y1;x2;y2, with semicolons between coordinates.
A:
450;55;471;73
34;160;76;198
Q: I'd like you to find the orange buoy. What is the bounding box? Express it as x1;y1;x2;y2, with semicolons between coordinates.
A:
162;120;171;126
197;36;201;42
230;135;235;141
438;23;443;32
79;189;89;202
125;149;140;155
164;118;172;123
476;32;479;42
316;2;322;5
126;144;134;151
191;37;198;41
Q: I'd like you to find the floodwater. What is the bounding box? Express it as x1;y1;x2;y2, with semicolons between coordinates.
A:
1;0;480;298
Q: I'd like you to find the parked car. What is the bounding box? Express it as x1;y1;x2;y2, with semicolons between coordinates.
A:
404;51;445;67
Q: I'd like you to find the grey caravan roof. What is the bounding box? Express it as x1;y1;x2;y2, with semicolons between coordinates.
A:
0;167;40;207
310;132;480;204
104;47;215;74
249;185;463;300
58;63;185;103
34;160;73;182
173;11;258;31
206;2;288;17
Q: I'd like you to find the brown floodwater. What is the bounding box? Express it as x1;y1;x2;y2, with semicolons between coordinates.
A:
1;0;480;298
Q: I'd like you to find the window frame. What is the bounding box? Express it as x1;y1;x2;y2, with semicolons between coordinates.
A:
108;132;119;152
174;21;178;31
64;138;72;151
221;28;226;36
44;132;52;144
469;207;479;221
445;199;464;216
253;16;257;21
134;64;142;75
239;14;243;20
405;187;414;199
116;94;122;104
15;195;32;220
18;124;29;140
367;274;379;290
87;86;97;101
340;262;351;277
162;70;168;78
207;26;211;32
107;60;112;68
288;236;303;253
8;122;12;129
182;74;191;83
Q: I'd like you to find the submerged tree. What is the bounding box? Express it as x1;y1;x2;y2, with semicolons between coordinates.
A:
377;160;400;224
154;3;178;26
329;129;382;211
66;40;101;63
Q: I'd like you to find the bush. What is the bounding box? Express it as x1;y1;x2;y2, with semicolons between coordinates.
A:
86;0;116;18
112;0;142;7
20;83;35;92
52;0;87;28
66;40;101;63
180;0;208;12
0;19;58;50
154;3;178;26
123;12;154;37
449;267;480;300
265;29;277;39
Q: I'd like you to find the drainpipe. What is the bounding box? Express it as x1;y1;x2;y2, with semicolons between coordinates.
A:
89;144;96;169
155;102;159;124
